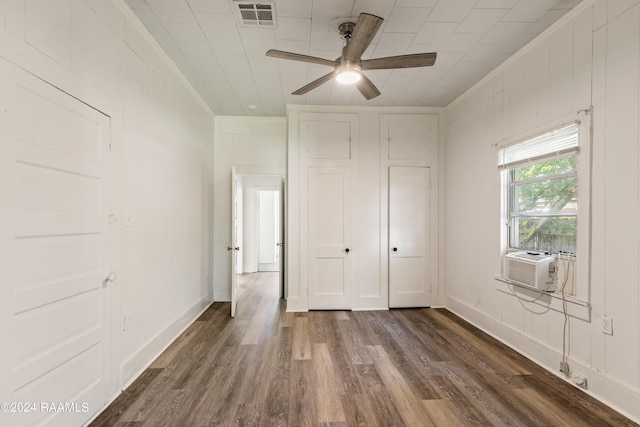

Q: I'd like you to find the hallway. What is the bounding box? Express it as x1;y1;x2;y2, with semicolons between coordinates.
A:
92;273;636;426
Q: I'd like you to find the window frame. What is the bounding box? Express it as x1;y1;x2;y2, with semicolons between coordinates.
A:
497;111;592;301
507;152;578;254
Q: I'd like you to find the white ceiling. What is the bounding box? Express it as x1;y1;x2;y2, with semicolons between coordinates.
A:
125;0;582;116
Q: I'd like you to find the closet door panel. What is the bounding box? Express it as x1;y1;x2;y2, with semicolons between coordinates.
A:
382;114;438;160
389;166;431;307
307;166;352;309
300;117;353;159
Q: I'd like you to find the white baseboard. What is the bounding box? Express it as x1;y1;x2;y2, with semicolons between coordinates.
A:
446;296;640;424
120;296;212;389
285;296;307;312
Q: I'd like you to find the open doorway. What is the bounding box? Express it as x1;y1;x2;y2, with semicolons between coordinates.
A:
235;174;284;298
258;190;280;272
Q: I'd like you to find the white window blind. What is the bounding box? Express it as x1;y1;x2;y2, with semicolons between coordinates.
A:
497;123;580;170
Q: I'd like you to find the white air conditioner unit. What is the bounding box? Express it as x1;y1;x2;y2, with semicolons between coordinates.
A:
504;252;556;291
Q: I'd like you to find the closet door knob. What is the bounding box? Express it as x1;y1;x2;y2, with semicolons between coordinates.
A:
345;248;350;253
392;247;398;252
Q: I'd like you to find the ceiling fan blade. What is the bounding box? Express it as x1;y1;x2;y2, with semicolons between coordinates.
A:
354;73;381;100
344;13;383;63
266;49;338;67
292;71;336;95
361;52;437;70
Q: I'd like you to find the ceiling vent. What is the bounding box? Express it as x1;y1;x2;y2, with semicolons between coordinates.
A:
231;2;277;27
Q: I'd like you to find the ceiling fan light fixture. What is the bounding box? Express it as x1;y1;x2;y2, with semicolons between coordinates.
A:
335;67;361;84
265;13;436;99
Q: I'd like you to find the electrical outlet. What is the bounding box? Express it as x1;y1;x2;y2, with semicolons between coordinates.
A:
571;372;588;389
601;315;613;335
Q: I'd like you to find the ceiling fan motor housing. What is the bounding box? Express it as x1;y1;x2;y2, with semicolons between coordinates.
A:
339;21;359;68
338;21;356;40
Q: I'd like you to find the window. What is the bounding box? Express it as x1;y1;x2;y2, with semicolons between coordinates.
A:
498;123;580;254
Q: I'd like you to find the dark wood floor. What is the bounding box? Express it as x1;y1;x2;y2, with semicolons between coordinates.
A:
92;273;637;426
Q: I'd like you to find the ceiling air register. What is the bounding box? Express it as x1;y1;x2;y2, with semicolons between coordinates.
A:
232;2;276;27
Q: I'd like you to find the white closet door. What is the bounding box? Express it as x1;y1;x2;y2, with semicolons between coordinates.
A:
389;167;431;308
308;167;352;310
0;63;112;426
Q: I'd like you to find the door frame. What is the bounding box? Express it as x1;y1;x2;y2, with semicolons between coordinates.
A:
230;166;286;311
379;114;441;309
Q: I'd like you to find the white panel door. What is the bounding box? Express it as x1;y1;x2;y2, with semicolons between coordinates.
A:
0;62;112;426
308;167;352;310
279;179;285;298
389;167;431;308
230;166;239;317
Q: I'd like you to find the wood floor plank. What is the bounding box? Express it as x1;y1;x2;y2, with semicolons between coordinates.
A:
427;308;532;375
511;387;582;427
292;316;312;360
312;343;347;423
338;390;382;427
420;399;465;427
234;403;263;427
520;370;639;426
90;368;163;427
258;324;292;426
288;360;317;426
335;311;350;320
354;363;407;426
149;321;206;369
92;273;639;427
154;323;244;424
434;359;531;426
323;317;363;396
308;310;334;344
240;303;271;345
278;309;295;329
367;345;437;426
367;311;442;400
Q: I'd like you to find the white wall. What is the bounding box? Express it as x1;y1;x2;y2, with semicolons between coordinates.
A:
444;0;640;421
213;117;286;299
258;191;278;264
0;0;215;402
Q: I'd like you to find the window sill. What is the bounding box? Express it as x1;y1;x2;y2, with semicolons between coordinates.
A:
495;275;591;322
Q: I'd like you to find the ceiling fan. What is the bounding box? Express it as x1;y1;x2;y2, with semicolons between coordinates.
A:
265;12;437;100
